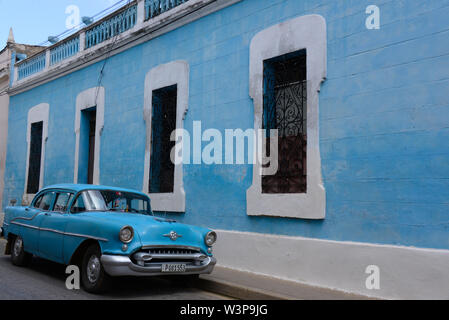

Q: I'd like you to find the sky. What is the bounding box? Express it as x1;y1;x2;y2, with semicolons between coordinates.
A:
0;0;122;47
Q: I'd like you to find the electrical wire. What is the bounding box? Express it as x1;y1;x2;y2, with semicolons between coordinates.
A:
94;0;132;105
37;0;130;47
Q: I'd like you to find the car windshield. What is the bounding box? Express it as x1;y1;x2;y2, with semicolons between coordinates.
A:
71;190;152;215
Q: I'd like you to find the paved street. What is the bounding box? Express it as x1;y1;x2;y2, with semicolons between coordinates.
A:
0;239;228;300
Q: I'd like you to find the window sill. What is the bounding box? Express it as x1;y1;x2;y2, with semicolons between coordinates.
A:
146;188;186;213
247;183;325;219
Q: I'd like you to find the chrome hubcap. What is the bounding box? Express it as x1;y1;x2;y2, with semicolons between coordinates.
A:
13;238;23;257
87;255;101;284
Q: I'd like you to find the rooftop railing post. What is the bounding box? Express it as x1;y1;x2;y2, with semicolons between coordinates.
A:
79;31;86;52
13;63;18;86
137;0;145;25
45;49;50;70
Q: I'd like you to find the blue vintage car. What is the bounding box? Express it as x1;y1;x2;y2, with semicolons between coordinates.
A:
0;184;217;293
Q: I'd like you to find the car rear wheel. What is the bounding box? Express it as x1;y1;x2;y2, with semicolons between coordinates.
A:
11;236;32;267
81;244;111;294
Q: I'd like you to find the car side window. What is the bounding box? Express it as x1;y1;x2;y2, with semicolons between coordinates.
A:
53;193;73;213
71;194;86;213
35;192;54;211
33;194;44;208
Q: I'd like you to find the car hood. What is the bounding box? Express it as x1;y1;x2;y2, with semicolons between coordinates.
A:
85;211;210;250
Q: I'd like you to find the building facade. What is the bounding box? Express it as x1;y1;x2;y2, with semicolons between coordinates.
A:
2;0;449;299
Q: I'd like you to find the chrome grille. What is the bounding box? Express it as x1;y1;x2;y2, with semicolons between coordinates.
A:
148;248;199;255
133;246;206;267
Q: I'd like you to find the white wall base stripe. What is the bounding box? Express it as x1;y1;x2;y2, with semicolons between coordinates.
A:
213;229;449;299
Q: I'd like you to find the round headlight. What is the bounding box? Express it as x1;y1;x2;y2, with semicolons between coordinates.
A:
119;226;134;244
205;231;217;247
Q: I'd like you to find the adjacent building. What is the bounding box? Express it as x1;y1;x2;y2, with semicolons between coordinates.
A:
0;28;43;220
2;0;449;299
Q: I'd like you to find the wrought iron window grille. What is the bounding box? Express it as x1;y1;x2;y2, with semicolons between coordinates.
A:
262;50;307;194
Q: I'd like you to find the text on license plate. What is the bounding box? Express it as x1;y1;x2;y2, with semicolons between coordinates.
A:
162;264;187;273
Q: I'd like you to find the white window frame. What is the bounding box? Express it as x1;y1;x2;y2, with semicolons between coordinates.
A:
73;87;105;185
143;60;188;213
23;103;49;204
247;15;327;219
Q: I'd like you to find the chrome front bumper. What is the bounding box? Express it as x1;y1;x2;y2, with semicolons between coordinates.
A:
101;254;217;277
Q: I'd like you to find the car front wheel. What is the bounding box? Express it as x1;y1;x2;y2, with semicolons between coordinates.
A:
11;236;32;267
81;244;111;294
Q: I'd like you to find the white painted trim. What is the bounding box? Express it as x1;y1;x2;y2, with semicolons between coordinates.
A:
79;32;86;52
136;0;145;25
23;103;49;201
247;15;327;219
44;50;50;71
74;87;105;185
214;229;449;299
143;61;188;213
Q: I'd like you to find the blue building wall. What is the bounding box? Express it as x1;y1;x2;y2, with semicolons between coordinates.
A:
4;0;449;249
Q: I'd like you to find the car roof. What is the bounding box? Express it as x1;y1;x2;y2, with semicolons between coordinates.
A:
41;184;148;197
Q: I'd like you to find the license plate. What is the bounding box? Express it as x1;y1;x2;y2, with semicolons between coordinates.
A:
161;264;187;273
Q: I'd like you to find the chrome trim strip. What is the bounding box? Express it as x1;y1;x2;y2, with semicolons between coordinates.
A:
40;227;65;235
11;212;41;222
11;221;40;230
10;221;108;242
64;231;109;242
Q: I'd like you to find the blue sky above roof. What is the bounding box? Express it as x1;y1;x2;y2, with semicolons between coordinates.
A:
0;0;121;47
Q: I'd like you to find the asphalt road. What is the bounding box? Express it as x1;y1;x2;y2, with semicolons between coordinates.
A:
0;239;228;300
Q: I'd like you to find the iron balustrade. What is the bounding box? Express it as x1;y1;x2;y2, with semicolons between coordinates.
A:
17;52;46;81
85;4;138;49
145;0;189;20
50;36;80;66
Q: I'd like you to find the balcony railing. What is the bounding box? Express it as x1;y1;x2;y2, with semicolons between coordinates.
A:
13;0;199;83
17;52;46;80
50;36;80;65
85;4;137;49
145;0;189;20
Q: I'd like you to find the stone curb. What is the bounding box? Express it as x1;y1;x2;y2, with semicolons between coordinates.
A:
195;277;290;300
195;266;377;300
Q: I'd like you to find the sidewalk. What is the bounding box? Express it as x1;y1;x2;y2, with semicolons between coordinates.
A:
197;266;376;300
